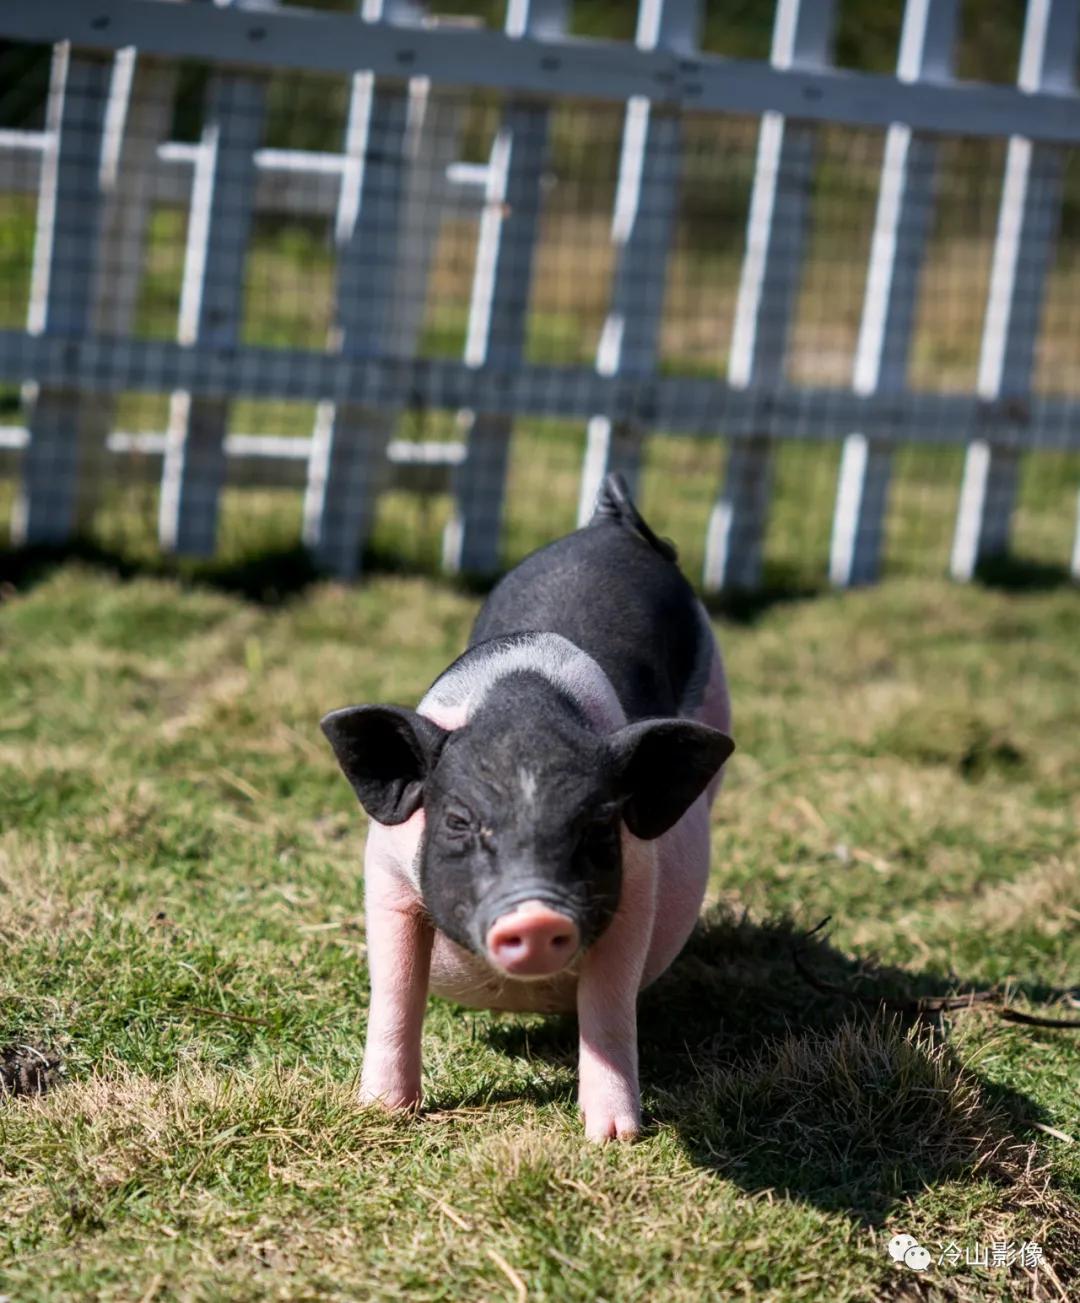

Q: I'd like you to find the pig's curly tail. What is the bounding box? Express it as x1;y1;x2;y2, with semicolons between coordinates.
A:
591;472;679;564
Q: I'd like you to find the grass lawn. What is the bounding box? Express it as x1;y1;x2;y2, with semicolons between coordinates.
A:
0;534;1077;1300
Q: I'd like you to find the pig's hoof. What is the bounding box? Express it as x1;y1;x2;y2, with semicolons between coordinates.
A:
581;1106;641;1143
359;1078;421;1113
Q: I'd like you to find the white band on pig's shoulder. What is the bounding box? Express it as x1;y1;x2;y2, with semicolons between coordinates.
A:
418;632;627;735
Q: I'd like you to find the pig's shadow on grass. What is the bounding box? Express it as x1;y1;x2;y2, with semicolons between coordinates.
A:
479;909;1069;1224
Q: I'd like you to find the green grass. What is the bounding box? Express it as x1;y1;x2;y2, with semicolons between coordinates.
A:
0;530;1077;1299
1;74;1079;1296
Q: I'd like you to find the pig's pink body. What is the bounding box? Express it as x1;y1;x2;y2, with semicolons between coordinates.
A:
359;617;730;1138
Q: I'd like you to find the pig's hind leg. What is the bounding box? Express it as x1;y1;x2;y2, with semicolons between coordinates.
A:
359;819;433;1111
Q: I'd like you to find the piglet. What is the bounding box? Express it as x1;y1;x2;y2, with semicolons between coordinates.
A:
322;474;733;1141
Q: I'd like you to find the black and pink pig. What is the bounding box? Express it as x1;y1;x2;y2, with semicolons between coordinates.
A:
322;475;733;1141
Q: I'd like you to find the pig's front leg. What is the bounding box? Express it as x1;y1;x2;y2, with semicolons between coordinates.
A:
576;832;657;1142
360;821;433;1111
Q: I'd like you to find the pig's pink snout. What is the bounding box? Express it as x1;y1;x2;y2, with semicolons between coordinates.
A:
486;902;580;977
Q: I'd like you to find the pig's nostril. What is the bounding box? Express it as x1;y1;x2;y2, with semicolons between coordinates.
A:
550;933;570;949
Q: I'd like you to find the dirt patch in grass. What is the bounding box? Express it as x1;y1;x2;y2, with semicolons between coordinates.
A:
0;1043;64;1098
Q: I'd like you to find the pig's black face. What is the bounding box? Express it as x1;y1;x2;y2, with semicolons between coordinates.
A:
321;675;733;965
418;707;625;957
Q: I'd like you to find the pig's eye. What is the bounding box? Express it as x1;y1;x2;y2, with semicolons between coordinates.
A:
445;810;472;835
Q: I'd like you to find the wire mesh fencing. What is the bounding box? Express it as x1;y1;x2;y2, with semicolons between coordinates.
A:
0;0;1078;593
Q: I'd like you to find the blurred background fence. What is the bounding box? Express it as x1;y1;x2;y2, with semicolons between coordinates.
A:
0;0;1079;592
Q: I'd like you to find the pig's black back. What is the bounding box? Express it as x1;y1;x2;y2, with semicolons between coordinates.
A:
469;476;709;722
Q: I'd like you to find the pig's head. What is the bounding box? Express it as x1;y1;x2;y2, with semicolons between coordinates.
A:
322;675;733;979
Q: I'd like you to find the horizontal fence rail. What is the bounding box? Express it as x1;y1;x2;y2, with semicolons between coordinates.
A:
0;0;1078;587
0;131;489;218
7;0;1080;145
3;329;1080;450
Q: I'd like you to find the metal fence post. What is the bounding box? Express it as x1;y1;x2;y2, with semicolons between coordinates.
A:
441;0;568;576
158;51;265;555
574;0;701;526
829;0;958;587
12;45;114;545
950;0;1079;581
702;0;836;593
303;0;465;578
78;51;179;530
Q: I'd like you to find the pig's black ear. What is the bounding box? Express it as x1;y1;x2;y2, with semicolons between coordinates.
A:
609;719;734;841
320;705;448;825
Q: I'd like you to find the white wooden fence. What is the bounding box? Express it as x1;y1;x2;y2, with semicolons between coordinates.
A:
0;0;1078;586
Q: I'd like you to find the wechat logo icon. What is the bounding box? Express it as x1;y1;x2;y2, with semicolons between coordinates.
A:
888;1234;931;1272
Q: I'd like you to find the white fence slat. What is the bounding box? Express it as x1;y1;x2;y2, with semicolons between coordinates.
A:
1071;489;1080;581
158;66;266;555
575;0;701;527
829;0;958;587
441;0;568;576
703;0;836;592
12;46;114;545
950;0;1079;581
951;439;1022;577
